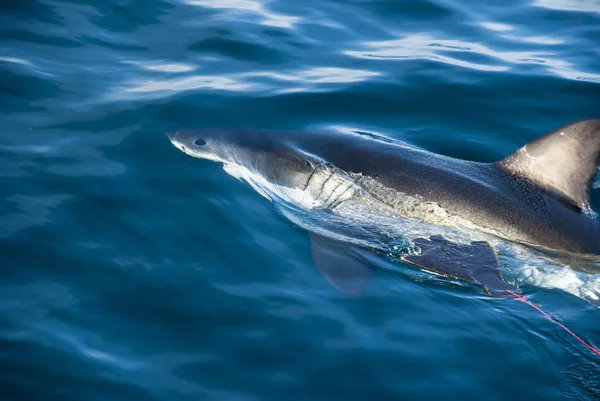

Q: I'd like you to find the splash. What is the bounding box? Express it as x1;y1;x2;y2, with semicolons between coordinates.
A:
501;248;600;306
582;205;599;219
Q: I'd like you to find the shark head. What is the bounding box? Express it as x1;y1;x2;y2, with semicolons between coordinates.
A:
166;129;339;204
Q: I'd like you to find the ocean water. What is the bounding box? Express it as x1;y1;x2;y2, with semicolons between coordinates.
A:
2;0;600;400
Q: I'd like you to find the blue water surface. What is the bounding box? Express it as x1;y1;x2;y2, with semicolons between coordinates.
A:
2;0;600;400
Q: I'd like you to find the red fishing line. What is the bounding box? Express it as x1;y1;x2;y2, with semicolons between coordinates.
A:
506;290;600;357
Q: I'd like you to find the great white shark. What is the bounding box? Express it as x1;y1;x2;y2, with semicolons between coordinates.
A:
166;119;600;297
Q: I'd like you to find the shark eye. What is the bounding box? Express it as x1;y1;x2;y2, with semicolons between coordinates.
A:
194;139;206;146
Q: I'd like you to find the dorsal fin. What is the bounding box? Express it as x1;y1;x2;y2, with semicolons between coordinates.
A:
497;119;600;210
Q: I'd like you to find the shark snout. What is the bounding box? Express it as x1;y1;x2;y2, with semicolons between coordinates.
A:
165;130;178;141
167;131;179;142
166;130;186;152
166;129;223;162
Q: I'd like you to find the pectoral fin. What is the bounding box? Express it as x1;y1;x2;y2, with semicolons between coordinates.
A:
309;234;373;297
401;235;517;297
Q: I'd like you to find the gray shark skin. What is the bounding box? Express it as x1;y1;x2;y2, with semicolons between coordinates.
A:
166;119;600;256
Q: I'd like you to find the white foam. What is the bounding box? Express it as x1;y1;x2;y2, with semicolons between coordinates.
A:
582;205;598;219
500;245;600;306
516;264;600;303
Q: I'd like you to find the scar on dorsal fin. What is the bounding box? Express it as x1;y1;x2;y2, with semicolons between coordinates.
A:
401;235;517;297
309;233;373;297
497;119;600;212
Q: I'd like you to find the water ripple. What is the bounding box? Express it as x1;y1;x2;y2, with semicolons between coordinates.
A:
127;61;198;73
534;0;600;13
344;33;600;82
185;0;301;28
124;75;253;95
0;194;70;238
117;67;380;99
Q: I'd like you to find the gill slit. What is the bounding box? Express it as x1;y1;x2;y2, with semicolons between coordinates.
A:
314;169;334;206
303;164;319;192
323;182;344;209
329;185;354;210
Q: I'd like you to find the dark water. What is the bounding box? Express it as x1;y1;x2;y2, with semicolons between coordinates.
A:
2;0;600;400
